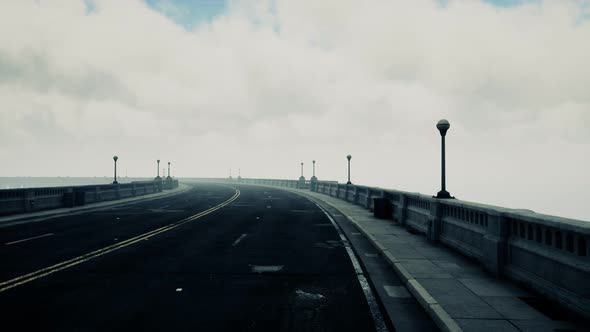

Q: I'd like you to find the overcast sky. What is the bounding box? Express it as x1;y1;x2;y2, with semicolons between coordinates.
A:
0;0;589;221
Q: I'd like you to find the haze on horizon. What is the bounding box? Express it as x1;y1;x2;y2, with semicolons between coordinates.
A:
0;0;589;221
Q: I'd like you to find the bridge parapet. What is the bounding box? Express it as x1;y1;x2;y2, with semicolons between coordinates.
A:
0;179;179;216
240;177;590;320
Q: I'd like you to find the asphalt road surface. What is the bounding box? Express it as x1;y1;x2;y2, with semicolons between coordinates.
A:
0;184;413;331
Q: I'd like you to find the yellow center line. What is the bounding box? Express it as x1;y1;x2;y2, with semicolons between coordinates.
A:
0;187;240;294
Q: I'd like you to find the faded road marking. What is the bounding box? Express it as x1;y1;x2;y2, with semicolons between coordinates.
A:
5;233;54;245
232;234;248;246
250;265;284;273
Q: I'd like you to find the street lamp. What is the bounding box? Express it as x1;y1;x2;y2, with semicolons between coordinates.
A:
312;160;316;178
346;155;352;185
435;119;453;199
112;155;118;184
300;162;304;178
167;162;171;178
156;159;160;179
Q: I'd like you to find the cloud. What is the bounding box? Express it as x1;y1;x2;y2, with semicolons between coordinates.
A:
0;0;589;220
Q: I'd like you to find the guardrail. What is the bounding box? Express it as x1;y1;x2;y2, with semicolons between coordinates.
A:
0;178;179;216
239;177;590;320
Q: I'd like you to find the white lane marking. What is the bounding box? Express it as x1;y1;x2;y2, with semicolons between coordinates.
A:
176;288;183;292
314;203;389;332
384;285;411;298
232;234;248;246
266;205;271;209
250;265;284;273
351;232;361;236
364;253;378;258
5;233;55;245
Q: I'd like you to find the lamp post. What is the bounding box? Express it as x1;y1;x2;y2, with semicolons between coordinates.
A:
312;160;316;177
156;159;161;179
346;155;352;185
112;155;118;184
167;162;171;178
300;162;304;177
435;119;452;199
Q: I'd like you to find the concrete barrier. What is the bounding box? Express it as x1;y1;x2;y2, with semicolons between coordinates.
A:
0;179;179;216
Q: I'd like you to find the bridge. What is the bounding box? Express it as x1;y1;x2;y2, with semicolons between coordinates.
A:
0;176;588;332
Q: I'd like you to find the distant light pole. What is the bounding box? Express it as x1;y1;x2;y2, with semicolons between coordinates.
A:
312;160;316;177
113;155;119;184
300;162;304;177
156;159;161;178
167;162;171;178
435;119;453;199
346;155;352;185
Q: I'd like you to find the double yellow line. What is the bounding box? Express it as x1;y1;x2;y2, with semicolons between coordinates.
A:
0;187;240;294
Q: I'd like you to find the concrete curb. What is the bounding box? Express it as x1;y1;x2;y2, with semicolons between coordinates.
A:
264;186;463;332
0;184;192;227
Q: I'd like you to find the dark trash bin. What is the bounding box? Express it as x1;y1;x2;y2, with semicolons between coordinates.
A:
373;197;392;219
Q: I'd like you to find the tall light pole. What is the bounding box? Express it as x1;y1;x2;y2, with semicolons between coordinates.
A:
346;155;352;185
312;160;316;177
300;162;304;177
167;162;171;178
435;119;452;199
156;159;161;179
113;155;118;184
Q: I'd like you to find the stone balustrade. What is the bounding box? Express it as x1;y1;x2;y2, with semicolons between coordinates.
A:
0;178;179;216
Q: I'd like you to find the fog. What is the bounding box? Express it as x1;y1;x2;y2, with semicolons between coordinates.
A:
0;0;588;220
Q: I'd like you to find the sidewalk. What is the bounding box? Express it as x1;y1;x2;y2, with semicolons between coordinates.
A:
0;184;191;228
289;189;584;332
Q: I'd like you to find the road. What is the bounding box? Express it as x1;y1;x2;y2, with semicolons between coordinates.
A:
0;184;430;331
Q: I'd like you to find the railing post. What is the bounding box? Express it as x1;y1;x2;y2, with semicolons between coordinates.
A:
64;187;75;208
364;188;371;209
482;212;508;276
23;189;35;212
398;194;408;226
95;186;101;202
428;200;442;242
